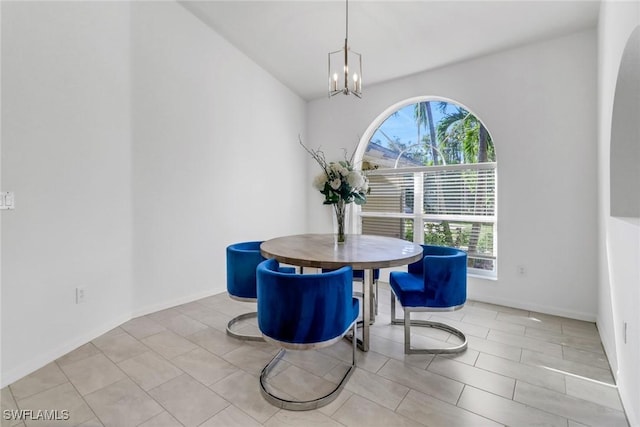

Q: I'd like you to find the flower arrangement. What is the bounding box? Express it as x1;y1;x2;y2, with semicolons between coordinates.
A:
300;137;369;243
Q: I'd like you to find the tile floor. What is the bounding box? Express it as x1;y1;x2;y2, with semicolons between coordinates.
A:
1;283;629;427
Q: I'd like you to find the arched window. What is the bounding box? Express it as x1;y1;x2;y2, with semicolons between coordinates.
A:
357;98;497;276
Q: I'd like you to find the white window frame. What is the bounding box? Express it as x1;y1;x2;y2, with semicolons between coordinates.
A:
351;96;498;279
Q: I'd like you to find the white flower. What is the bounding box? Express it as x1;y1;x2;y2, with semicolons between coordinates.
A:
330;178;342;190
312;173;328;191
299;138;368;206
330;162;349;177
361;179;369;193
346;170;364;190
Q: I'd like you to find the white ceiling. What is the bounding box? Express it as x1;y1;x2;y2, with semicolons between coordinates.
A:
180;1;600;100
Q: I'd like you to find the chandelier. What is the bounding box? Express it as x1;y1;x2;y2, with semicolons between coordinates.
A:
328;0;362;98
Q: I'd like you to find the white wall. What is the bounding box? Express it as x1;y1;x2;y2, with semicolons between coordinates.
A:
597;2;640;424
130;2;307;315
307;29;598;321
1;2;133;385
1;1;307;386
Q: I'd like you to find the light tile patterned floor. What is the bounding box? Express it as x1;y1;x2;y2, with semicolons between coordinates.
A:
1;283;629;427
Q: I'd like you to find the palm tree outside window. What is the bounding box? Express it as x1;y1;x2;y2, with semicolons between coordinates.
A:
358;99;497;276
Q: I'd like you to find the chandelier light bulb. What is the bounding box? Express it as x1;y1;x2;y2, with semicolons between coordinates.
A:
353;73;361;93
328;0;362;98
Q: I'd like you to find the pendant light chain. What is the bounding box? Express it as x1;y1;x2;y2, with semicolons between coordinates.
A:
328;0;362;98
346;0;349;42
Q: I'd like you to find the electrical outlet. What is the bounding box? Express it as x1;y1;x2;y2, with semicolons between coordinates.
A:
76;287;86;304
517;265;526;276
0;192;15;210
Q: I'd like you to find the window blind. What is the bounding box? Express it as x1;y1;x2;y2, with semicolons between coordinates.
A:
361;163;497;273
423;165;496;218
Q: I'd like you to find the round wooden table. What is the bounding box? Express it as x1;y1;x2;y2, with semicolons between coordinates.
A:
261;234;423;351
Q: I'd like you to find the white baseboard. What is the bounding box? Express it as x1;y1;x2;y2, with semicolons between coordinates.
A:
467;293;597;322
1;289;224;389
131;289;221;318
1;312;130;388
381;267;597;322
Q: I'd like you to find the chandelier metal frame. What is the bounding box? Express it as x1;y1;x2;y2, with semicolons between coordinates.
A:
328;0;362;98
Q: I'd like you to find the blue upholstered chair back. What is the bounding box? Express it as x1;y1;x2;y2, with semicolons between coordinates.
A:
257;259;359;345
357;269;379;280
406;244;467;308
226;241;265;300
322;268;379;280
389;244;468;354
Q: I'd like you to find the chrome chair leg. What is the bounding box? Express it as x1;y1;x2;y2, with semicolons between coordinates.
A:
354;278;378;325
226;312;264;342
369;294;376;324
372;279;379;317
390;292;467;354
259;322;357;410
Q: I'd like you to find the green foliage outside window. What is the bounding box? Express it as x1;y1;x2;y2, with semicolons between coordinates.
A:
366;99;497;273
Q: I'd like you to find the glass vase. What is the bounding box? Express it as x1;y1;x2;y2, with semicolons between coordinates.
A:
333;200;348;244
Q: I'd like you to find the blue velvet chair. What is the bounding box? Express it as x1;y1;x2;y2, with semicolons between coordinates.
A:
257;258;360;410
354;269;381;320
389;244;468;354
226;241;295;341
323;268;381;320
